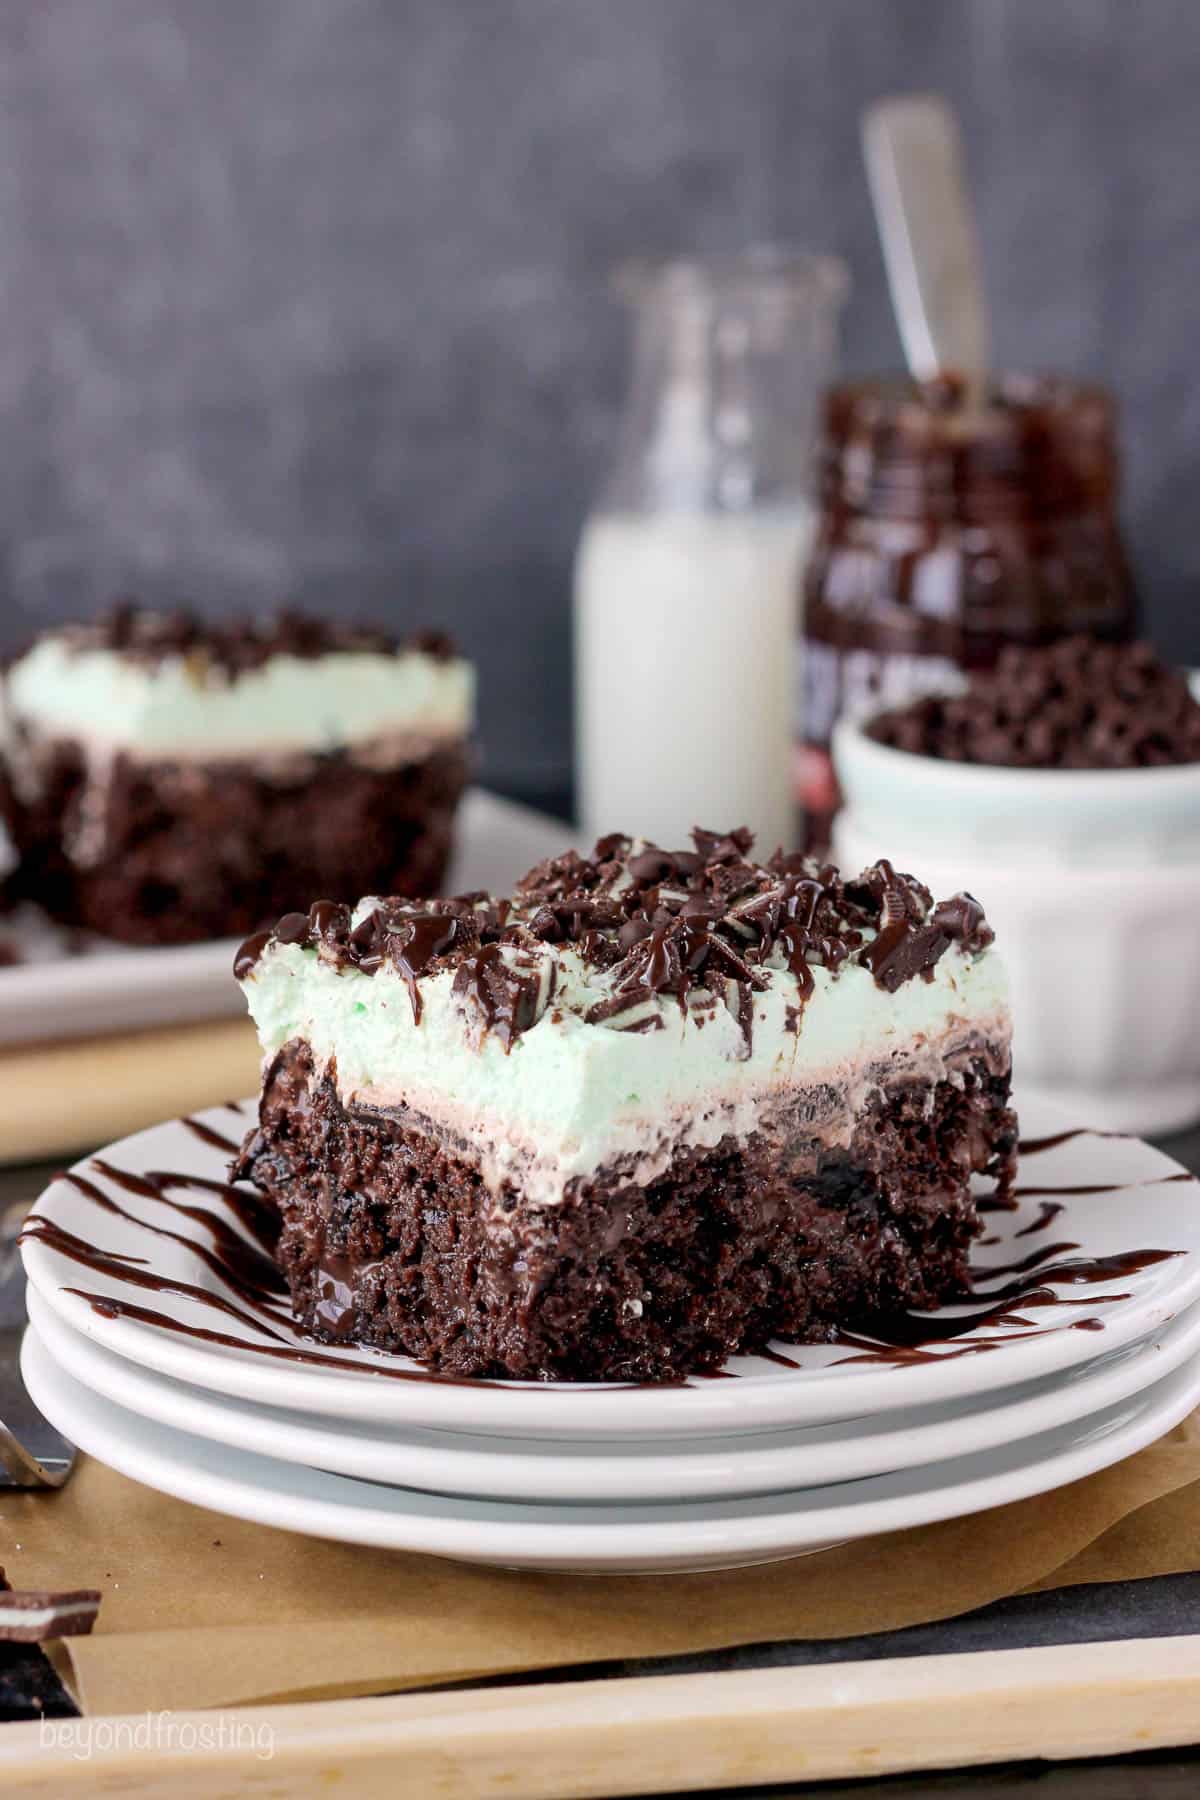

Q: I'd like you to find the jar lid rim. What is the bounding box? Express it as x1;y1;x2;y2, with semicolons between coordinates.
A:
825;372;1116;434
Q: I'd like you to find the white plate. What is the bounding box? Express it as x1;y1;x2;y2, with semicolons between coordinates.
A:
27;1284;1200;1503
22;1097;1200;1440
21;1324;1200;1572
0;789;570;1045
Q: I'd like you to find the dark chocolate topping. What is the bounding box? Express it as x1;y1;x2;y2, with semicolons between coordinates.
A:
868;637;1200;769
234;830;996;1050
24;599;458;677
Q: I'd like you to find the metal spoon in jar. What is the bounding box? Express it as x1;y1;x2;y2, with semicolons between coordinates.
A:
862;93;991;416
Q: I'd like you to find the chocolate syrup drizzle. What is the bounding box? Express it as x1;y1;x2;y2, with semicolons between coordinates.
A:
824;1250;1174;1368
1015;1202;1066;1238
1018;1128;1129;1156
23;1214;289;1343
972;1168;1193;1217
181;1117;242;1155
1013;1175;1195;1198
19;1130;1188;1386
233;829;997;1057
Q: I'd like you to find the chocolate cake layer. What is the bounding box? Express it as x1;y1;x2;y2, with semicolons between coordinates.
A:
235;1038;1017;1382
9;738;467;946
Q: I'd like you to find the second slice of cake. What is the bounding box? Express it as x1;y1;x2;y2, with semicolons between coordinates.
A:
234;829;1016;1381
4;603;474;944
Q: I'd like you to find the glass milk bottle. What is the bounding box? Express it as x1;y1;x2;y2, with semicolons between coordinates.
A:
574;249;847;853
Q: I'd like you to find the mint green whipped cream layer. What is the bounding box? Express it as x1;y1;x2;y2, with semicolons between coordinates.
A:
240;916;1010;1206
7;639;473;758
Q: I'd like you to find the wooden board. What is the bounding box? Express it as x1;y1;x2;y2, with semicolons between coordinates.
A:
1;1635;1199;1797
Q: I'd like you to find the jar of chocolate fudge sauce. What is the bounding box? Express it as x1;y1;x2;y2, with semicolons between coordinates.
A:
800;374;1137;847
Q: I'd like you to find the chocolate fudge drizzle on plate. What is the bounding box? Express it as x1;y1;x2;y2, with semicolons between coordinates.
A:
20;1140;1183;1387
235;827;994;1053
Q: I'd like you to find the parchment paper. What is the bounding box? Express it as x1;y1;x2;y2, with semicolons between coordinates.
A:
3;1421;1198;1717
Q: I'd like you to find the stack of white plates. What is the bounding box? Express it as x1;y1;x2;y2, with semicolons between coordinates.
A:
20;1098;1200;1573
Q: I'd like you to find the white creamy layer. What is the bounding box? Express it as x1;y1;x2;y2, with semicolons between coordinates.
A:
0;1600;97;1636
6;639;474;759
241;922;1010;1207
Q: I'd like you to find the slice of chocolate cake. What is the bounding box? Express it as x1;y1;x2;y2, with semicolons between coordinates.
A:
233;829;1016;1382
3;603;474;945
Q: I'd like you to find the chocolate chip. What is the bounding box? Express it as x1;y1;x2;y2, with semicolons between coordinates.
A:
308;900;350;941
930;893;994;952
627;847;677;884
618;914;653;950
274;912;310;945
869;637;1200;769
33;599;457;677
233;929;272;979
528;906;562;942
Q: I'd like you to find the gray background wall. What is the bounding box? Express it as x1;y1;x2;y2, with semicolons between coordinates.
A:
2;0;1198;800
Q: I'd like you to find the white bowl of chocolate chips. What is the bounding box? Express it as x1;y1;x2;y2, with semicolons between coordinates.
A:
833;639;1200;1135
